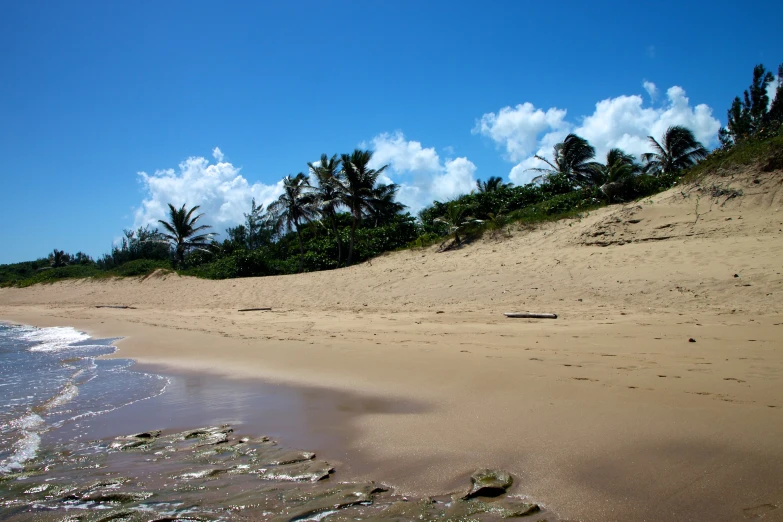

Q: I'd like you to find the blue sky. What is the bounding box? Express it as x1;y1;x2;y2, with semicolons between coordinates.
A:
1;0;781;263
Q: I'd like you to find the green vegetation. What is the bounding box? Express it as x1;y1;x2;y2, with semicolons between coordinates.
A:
11;265;104;288
684;134;783;182
1;61;780;287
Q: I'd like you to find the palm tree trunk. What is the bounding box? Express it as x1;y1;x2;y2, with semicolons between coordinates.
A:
347;216;358;265
296;227;305;273
330;216;343;267
175;243;185;268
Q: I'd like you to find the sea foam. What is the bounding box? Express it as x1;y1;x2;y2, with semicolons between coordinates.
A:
21;326;91;352
0;412;44;473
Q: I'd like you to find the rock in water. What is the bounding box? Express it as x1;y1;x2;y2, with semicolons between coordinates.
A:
263;449;316;466
131;430;161;439
500;499;540;517
81;490;153;504
463;469;514;499
257;459;334;482
182;425;234;446
446;497;540;519
276;482;387;521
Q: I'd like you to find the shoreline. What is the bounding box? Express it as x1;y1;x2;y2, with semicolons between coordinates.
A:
0;316;433;485
3;316;554;516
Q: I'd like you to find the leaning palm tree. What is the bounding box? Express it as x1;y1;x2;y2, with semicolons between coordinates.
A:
308;154;345;266
338;149;389;265
267;173;316;273
641;126;708;176
157;203;213;268
593;148;642;202
528;134;601;186
475;176;510;193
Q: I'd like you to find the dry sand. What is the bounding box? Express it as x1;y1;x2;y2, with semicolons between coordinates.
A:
2;169;783;521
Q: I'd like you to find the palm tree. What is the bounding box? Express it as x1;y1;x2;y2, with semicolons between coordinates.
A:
267;173;316;272
475;176;510;193
528;134;601;186
49;249;70;268
338;149;389;265
308;154;345;266
434;204;482;247
593;148;642;202
369;182;405;227
157;203;213;267
641;126;708;176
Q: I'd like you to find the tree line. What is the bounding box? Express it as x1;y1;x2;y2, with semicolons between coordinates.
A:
1;61;780;286
98;124;709;276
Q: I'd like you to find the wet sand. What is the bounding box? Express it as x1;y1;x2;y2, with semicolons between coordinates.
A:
2;169;783;520
63;361;428;482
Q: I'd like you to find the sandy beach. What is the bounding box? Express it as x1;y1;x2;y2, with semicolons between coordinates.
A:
2;169;783;521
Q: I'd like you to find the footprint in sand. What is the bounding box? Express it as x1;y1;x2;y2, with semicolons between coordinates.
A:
723;377;746;383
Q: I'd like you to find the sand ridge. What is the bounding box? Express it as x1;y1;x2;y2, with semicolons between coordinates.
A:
2;168;783;521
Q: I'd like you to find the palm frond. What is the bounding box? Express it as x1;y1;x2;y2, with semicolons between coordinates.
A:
157;220;179;237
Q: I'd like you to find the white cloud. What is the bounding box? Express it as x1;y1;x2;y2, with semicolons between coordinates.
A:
643;80;658;101
370;132;441;173
646;45;656;59
768;76;780;110
434;157;477;201
472;103;569;162
477;84;721;185
367;132;478;212
212;147;224;162
134;151;283;236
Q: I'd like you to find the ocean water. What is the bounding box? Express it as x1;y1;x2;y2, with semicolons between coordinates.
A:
0;322;168;473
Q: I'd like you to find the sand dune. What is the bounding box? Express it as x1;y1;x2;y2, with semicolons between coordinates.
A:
2;167;783;521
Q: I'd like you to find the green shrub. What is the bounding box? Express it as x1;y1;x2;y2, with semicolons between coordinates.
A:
185;257;239;280
684;134;783;182
0;259;51;286
111;259;171;277
408;232;442;249
14;265;102;288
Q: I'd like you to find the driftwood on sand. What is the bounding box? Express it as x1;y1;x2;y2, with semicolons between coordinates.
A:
95;305;137;309
237;308;272;312
504;312;557;319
